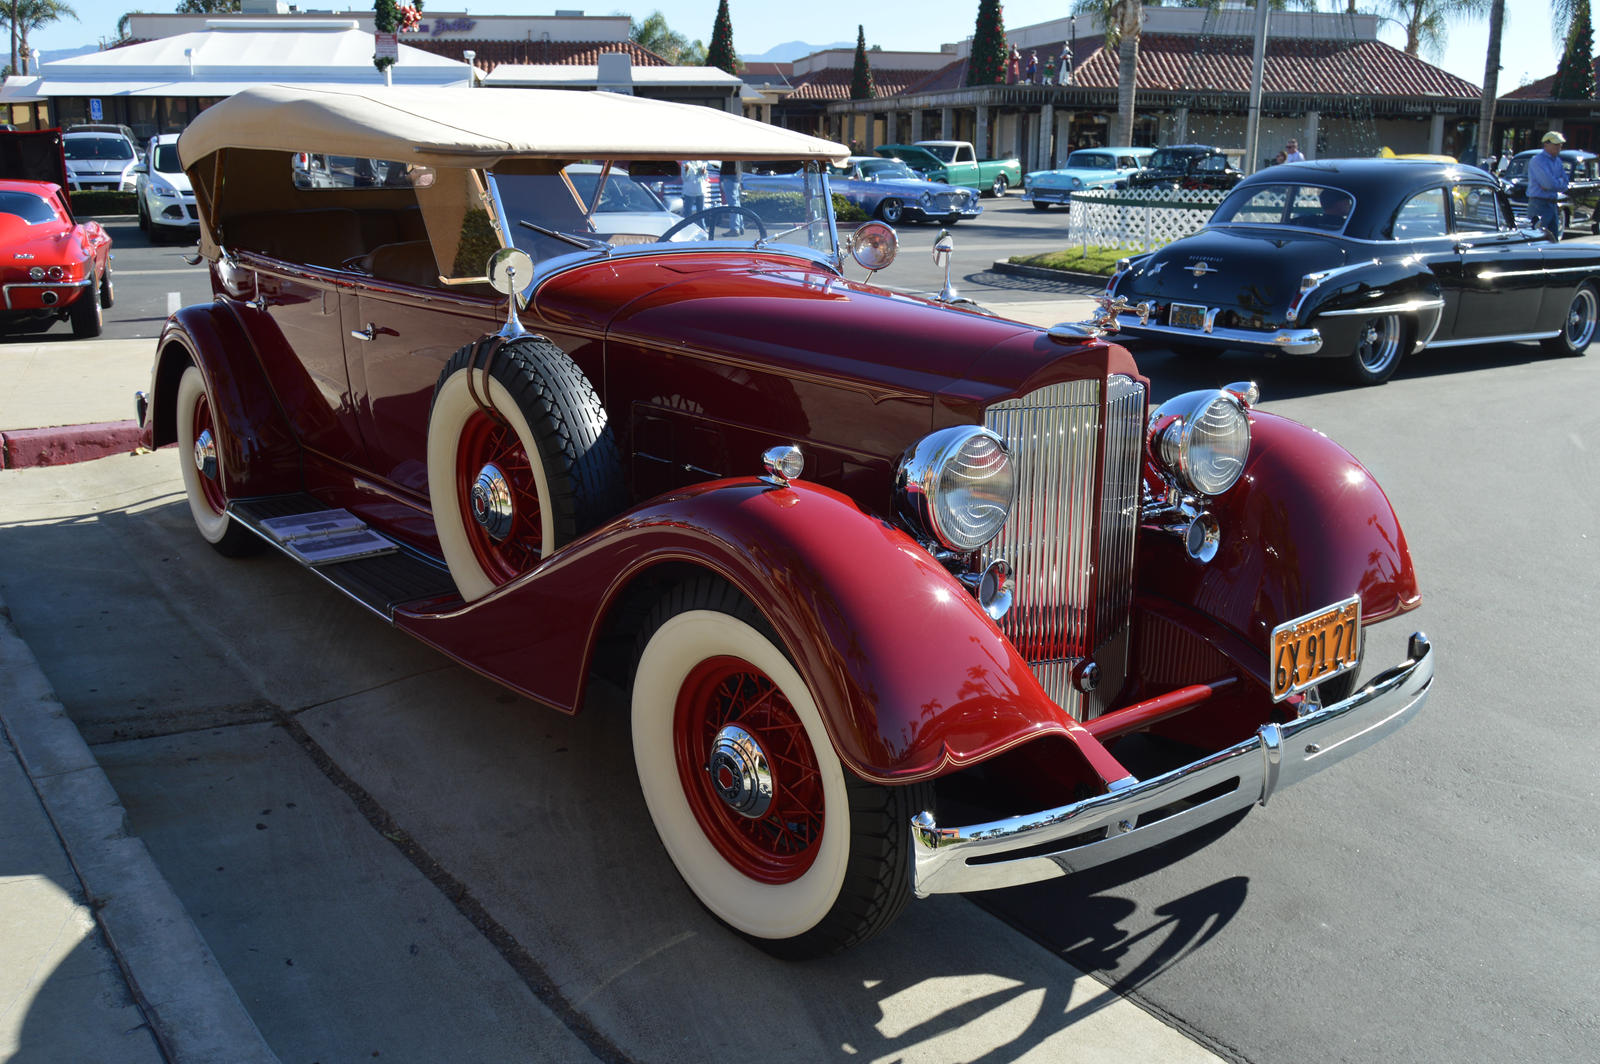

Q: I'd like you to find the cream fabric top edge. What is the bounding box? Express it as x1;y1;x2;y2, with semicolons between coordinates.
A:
178;84;850;168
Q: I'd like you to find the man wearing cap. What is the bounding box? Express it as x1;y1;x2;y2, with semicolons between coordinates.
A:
1528;131;1569;240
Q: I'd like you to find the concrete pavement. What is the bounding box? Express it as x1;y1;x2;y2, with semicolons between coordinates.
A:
0;337;151;468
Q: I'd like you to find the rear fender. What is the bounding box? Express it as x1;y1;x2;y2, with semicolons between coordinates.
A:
1138;409;1421;665
148;304;301;498
1297;260;1443;356
396;479;1123;786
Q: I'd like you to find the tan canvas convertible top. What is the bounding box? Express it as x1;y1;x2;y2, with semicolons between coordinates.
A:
178;84;850;169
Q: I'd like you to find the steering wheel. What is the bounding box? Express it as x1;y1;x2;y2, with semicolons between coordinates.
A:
660;206;767;242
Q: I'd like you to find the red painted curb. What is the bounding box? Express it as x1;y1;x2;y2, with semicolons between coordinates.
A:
1;420;144;470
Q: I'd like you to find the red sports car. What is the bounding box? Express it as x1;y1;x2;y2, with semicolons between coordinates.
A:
0;132;114;338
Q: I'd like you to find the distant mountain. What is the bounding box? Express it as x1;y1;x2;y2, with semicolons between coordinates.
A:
740;40;852;64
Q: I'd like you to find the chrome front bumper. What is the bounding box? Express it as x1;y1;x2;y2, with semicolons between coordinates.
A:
1114;313;1324;355
910;632;1433;897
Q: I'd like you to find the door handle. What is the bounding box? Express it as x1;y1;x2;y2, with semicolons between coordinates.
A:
350;323;377;341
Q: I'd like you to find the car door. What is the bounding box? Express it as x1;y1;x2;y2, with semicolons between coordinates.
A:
1443;180;1544;341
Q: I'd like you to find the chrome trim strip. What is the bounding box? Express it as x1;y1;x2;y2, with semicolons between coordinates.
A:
2;278;93;310
1476;265;1600;279
1425;331;1560;348
910;635;1434;896
1317;298;1445;317
1115;314;1323;354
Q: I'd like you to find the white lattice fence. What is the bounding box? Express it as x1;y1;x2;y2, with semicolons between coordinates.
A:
1067;188;1228;251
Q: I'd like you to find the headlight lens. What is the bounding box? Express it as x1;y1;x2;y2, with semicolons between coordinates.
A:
897;426;1015;551
1150;389;1251;496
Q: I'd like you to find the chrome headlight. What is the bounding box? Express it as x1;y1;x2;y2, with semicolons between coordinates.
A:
897;426;1014;551
1149;389;1251;496
1071;177;1083;189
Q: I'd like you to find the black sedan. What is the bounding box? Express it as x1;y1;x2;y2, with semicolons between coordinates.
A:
1125;144;1243;191
1105;158;1600;384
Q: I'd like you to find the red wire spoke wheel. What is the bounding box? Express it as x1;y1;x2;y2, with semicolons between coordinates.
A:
175;365;259;557
453;408;545;586
674;655;826;884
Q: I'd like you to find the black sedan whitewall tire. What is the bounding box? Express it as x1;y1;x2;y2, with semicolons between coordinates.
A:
1345;313;1407;385
1542;282;1597;357
631;579;929;958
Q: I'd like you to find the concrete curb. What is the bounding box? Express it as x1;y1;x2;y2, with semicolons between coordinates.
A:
1;420;144;469
990;259;1113;287
0;592;281;1064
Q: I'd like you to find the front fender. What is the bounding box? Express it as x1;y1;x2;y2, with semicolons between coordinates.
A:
1138;410;1421;664
396;480;1113;785
148;303;301;499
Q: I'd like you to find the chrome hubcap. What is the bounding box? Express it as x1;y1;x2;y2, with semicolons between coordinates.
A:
193;428;217;481
706;724;774;819
469;463;514;541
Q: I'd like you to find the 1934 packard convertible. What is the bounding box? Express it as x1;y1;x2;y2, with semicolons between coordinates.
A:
138;86;1434;958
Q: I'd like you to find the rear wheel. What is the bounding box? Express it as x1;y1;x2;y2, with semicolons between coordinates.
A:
175;365;260;557
875;198;904;225
99;262;114;309
69;271;103;338
1541;282;1598;357
631;578;930;959
990;174;1009;198
1344;313;1406;385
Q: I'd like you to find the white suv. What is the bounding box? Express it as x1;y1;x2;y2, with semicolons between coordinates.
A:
135;134;198;239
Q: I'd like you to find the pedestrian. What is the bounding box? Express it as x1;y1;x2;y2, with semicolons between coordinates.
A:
1284;139;1305;163
680;159;708;217
1273;150;1287;166
1528;131;1569;240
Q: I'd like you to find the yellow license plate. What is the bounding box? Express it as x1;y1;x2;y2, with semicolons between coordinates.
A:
1170;302;1206;329
1270;595;1362;701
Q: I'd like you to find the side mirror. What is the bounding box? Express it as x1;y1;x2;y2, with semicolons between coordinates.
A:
487;246;534;340
932;230;957;302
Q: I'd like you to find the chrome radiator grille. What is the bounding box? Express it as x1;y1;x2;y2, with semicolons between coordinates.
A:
982;374;1147;719
927;191;963;213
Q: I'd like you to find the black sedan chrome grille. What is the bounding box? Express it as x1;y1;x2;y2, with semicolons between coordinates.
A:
982;375;1146;720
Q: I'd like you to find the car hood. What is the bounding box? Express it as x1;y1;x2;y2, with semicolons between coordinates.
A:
149;169;194;194
66;160;131;174
1120;226;1351;312
532;253;1111;401
866;177;963;198
875;146;946;171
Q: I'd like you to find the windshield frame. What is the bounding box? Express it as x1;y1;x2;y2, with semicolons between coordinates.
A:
484;160;844;290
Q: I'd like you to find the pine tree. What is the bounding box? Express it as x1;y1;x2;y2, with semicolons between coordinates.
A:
706;0;739;75
967;0;1008;86
850;24;876;99
1552;0;1595;99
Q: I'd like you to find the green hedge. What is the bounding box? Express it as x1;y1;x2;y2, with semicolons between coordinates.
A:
741;190;867;224
69;191;138;216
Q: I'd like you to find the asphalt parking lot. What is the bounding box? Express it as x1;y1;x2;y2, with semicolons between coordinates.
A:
2;199;1597;1063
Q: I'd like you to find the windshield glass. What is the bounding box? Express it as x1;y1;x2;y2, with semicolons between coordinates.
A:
0;190;56;224
919;144;957;163
490;161;838;264
856;158;917;180
153;144;182;174
1065;151;1116;170
1503;155;1530;179
1212;183;1355;232
1148;149;1193;170
64;136;133;161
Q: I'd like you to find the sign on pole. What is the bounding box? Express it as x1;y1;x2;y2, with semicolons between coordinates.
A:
375;32;398;62
89;98;103;121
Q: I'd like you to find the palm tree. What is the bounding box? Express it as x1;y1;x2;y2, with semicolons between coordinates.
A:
1476;0;1504;161
4;0;75;76
1380;0;1490;60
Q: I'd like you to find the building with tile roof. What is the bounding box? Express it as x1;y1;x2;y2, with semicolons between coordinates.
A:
1498;59;1600;155
802;8;1486;174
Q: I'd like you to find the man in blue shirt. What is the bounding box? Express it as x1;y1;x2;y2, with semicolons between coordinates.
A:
1528;131;1569;240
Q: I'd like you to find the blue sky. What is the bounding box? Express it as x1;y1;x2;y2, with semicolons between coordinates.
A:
29;2;1563;92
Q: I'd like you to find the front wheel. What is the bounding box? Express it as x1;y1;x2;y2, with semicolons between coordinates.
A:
631;578;930;959
1031;200;1051;211
175;365;261;557
1542;282;1598;357
874;198;903;225
990;174;1009;198
1344;313;1406;385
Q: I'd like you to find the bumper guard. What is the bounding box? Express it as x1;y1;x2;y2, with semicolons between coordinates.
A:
910;632;1433;897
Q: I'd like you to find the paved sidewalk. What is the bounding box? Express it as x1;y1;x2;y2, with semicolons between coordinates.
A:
0;337;151;468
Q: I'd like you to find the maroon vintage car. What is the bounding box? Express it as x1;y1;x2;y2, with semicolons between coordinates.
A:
0;130;113;337
139;86;1435;958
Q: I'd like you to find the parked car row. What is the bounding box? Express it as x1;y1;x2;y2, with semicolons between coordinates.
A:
1497;146;1600;235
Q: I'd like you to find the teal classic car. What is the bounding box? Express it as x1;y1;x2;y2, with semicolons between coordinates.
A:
875;141;1022;197
1022;147;1155;210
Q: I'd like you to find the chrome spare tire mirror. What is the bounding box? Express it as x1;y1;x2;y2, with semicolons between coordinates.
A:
848;221;898;272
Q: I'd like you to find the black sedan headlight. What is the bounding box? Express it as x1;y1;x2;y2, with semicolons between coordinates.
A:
1148;389;1251;496
897;426;1015;551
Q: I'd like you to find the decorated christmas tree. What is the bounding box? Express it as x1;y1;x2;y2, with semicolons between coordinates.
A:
851;25;876;99
1552;0;1596;99
967;0;1007;86
707;0;739;75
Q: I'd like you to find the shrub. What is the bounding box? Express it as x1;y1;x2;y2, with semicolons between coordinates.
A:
69;191;138;217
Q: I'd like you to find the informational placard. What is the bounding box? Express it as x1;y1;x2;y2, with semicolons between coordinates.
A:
375;32;398;62
89;98;103;121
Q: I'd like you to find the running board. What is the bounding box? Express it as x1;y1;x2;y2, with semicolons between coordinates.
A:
229;494;460;621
